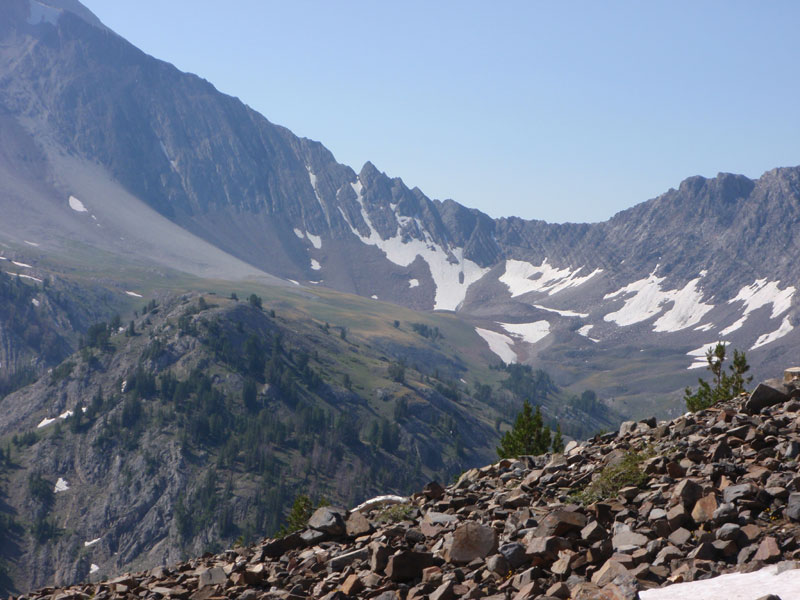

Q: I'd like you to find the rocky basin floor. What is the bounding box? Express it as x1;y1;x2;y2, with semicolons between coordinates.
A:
14;384;800;600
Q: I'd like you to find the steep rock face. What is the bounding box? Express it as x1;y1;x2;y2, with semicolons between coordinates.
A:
3;4;800;418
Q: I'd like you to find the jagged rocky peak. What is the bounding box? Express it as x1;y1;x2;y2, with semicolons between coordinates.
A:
16;369;800;600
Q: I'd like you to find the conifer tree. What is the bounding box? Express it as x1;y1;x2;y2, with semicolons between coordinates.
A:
496;400;558;458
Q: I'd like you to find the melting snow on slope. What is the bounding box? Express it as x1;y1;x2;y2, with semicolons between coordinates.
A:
533;304;588;318
37;409;74;428
751;316;793;350
408;279;419;288
85;538;101;547
13;261;32;268
721;279;795;335
68;195;88;212
344;178;488;310
694;323;714;332
500;259;602;297
577;324;599;342
310;259;321;271
18;274;43;283
499;321;550;345
640;564;800;600
604;269;713;332
371;294;378;300
31;298;40;307
475;328;517;363
125;291;143;298
54;477;70;493
90;564;99;574
687;341;728;370
24;240;39;247
293;228;323;249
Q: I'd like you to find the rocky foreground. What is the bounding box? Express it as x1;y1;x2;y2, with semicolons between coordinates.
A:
16;374;800;600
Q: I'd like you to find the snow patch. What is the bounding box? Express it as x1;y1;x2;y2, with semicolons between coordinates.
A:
24;240;39;247
722;279;795;335
31;298;40;307
90;564;99;574
604;269;713;331
125;291;143;298
54;477;70;493
533;304;588;318
687;341;728;370
68;195;88;212
0;256;6;260
37;409;74;429
293;228;322;249
310;259;321;271
28;1;61;25
84;538;101;547
475;327;517;363
307;233;322;249
12;261;32;268
694;323;714;332
501;259;602;297
751;316;793;350
18;274;43;283
345;177;488;310
499;321;551;345
371;294;378;299
287;279;299;286
640;564;800;600
408;278;419;288
577;324;599;342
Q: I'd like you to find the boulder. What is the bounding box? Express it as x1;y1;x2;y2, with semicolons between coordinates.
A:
446;521;498;564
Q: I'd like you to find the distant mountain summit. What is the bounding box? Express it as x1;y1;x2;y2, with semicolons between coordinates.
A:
0;0;798;410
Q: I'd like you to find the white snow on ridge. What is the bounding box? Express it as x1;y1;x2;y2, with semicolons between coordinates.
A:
54;477;70;493
722;279;795;335
293;228;304;239
752;316;793;350
310;259;321;271
500;259;602;298
345;177;488;311
604;269;713;332
12;261;32;268
499;320;550;345
69;195;88;212
533;304;588;318
125;291;143;298
640;564;800;600
694;323;714;332
475;328;517;363
84;538;101;547
408;278;419;288
24;240;39;247
27;1;61;26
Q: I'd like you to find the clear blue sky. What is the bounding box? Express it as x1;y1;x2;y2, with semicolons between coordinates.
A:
81;1;800;223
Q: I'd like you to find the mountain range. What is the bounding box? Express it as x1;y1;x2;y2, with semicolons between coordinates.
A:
0;0;799;591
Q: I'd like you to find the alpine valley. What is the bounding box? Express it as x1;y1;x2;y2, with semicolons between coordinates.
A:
0;0;798;592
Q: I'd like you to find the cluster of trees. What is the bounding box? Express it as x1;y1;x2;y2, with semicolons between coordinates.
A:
496;400;563;458
685;343;751;411
410;322;443;341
